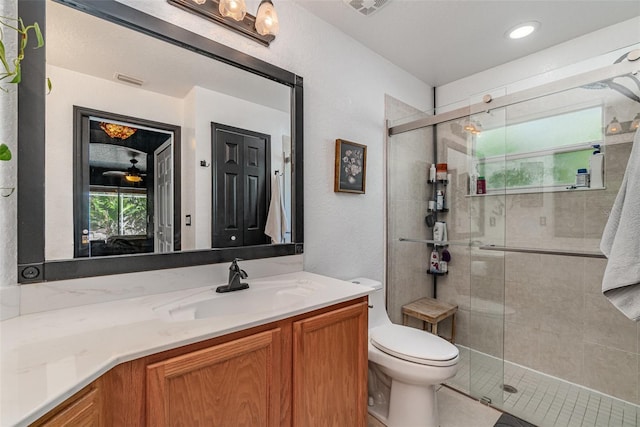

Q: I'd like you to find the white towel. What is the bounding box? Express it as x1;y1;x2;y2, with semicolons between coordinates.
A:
265;174;289;244
600;128;640;321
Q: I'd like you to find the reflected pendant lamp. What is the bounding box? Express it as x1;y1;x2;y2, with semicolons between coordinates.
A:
100;122;137;140
219;0;247;21
255;0;279;36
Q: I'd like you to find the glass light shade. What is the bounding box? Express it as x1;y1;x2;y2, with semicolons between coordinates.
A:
125;174;143;183
219;0;246;21
99;122;137;140
631;113;640;131
255;0;279;36
606;117;621;134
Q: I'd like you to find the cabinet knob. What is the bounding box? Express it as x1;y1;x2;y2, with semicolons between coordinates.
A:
231;236;236;241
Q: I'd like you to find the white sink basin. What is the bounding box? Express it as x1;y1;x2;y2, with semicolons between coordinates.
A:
154;281;321;321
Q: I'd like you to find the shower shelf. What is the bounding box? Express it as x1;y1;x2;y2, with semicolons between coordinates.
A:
479;245;606;259
426;270;448;276
399;238;467;247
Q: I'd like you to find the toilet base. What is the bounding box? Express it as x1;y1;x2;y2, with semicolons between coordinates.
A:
387;380;438;427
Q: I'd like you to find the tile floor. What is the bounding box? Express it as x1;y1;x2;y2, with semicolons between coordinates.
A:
448;346;640;427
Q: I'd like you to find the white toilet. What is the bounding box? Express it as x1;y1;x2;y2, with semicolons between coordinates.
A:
350;278;459;427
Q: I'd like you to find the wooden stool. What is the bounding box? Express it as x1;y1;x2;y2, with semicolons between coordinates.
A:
401;297;458;343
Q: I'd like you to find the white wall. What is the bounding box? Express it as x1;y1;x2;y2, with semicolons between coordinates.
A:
0;0;19;320
116;0;434;282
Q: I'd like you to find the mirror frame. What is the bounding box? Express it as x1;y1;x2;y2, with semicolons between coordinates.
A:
17;0;304;283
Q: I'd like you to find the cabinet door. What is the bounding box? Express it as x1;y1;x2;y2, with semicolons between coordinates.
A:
146;328;281;426
34;385;102;427
292;302;368;427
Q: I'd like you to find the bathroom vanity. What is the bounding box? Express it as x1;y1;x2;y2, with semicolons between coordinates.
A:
1;272;371;426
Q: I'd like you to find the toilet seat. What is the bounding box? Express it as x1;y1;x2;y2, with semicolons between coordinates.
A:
370;324;459;367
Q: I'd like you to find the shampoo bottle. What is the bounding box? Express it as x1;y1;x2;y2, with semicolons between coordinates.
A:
590;146;604;189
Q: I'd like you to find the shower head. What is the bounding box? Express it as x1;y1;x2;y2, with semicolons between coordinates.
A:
581;51;640;103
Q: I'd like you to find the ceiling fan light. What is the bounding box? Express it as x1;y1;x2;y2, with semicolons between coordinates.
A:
255;0;279;36
219;0;247;21
125;174;143;183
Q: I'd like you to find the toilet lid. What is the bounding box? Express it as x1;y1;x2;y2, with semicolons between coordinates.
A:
370;324;459;367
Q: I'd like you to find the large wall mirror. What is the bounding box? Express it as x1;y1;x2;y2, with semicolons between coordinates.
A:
18;0;303;282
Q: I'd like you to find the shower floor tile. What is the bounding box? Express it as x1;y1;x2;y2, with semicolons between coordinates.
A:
447;346;640;427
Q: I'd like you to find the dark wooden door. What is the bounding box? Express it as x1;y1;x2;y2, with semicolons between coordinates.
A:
212;123;270;247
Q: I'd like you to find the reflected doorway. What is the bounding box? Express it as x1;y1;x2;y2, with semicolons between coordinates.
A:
212;123;271;248
73;106;181;258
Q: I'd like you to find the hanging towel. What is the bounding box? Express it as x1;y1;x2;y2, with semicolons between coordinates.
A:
600;128;640;321
265;173;289;244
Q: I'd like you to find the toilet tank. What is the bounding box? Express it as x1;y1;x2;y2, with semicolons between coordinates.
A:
348;278;390;329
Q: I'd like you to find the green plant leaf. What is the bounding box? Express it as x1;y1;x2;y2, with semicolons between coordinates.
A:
9;61;20;84
0;39;11;73
46;76;52;94
0;143;12;161
32;22;44;48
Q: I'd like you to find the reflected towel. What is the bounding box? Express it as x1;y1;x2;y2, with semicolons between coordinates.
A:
265;174;289;244
601;128;640;321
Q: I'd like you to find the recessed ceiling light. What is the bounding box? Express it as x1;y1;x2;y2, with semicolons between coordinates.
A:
506;21;540;40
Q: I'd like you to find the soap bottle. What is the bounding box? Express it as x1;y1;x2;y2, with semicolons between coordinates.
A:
429;164;436;183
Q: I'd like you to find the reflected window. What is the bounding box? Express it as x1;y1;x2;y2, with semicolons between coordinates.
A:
89;187;147;241
474;106;603;190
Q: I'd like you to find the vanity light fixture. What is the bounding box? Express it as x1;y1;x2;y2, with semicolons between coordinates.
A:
168;0;278;46
506;21;540;40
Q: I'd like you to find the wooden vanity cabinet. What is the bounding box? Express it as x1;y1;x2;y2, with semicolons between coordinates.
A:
31;382;103;427
292;302;368;426
30;297;368;426
146;328;283;426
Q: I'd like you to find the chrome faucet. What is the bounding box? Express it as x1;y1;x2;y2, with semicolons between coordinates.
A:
216;258;249;293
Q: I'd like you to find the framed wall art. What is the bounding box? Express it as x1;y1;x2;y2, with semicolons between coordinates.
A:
334;139;366;194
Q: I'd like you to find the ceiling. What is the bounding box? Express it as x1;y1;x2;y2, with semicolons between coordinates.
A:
296;0;640;87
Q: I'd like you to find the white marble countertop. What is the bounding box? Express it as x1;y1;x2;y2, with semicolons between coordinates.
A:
0;271;372;426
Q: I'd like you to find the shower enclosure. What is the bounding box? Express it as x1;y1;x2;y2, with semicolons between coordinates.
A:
386;49;640;426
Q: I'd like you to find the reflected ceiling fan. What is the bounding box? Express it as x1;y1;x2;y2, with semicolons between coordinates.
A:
102;158;146;183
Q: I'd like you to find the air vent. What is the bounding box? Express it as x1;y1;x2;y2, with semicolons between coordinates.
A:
343;0;390;16
114;73;144;86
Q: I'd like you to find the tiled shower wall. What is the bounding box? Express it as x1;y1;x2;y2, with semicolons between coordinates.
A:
385;95;434;324
436;124;639;405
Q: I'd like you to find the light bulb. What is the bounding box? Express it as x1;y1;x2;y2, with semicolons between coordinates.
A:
606;117;621;134
631;113;640;131
256;0;279;36
219;0;246;21
193;0;206;4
